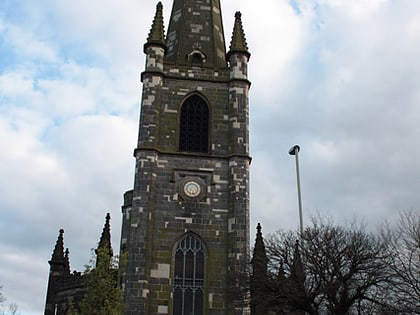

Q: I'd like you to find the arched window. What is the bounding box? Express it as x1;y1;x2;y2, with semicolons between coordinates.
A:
173;234;205;315
179;95;209;153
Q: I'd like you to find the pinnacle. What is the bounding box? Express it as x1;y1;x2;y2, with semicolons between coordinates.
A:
64;248;71;274
50;229;65;262
228;11;250;57
97;213;113;257
145;2;166;51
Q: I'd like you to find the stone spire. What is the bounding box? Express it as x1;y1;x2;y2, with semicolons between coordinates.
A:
144;2;166;52
50;229;65;264
252;223;268;275
48;229;68;277
165;0;227;68
64;248;71;275
228;12;250;59
251;223;269;315
96;213;113;266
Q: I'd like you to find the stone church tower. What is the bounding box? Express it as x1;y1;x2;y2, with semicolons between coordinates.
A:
119;0;251;314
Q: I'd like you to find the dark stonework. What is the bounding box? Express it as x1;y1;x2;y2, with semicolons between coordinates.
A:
44;215;113;315
120;1;251;314
44;1;252;314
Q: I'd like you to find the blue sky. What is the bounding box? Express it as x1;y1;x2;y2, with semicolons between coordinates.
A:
1;0;420;313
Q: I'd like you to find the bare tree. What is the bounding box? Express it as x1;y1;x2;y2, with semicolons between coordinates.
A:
263;218;393;314
0;287;19;315
383;210;420;314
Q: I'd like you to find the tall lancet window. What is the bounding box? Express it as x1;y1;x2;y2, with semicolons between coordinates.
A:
173;234;205;315
179;95;209;153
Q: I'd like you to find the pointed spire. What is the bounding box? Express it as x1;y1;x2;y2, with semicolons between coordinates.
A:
228;12;250;59
50;229;65;263
144;2;166;52
64;248;71;275
291;240;305;286
165;0;227;68
251;224;269;315
96;213;113;266
252;223;268;278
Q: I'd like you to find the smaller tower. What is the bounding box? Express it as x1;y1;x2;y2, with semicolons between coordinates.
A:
44;229;68;315
44;214;116;315
251;223;268;315
139;2;166;149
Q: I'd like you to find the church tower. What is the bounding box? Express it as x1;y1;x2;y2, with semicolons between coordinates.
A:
120;1;251;314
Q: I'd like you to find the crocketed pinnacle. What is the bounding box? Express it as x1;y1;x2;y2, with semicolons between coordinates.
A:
252;223;268;277
145;2;166;51
96;213;113;268
97;213;112;255
228;12;250;57
50;229;65;263
64;248;71;274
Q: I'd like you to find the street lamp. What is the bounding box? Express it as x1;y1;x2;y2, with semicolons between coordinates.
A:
289;145;303;235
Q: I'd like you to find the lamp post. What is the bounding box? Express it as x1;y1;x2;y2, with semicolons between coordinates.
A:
289;145;303;235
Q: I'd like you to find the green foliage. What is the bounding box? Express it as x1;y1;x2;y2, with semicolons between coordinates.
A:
66;303;78;315
78;248;125;315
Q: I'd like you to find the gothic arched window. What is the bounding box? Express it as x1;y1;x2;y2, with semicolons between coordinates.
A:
173;234;205;315
179;95;209;153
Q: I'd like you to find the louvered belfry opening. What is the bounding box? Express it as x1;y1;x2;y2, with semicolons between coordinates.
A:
173;234;205;315
179;95;209;153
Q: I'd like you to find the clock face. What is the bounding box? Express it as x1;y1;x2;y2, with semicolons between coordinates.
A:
183;180;201;198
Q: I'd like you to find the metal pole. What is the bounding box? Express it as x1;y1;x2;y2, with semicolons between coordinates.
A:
289;145;303;235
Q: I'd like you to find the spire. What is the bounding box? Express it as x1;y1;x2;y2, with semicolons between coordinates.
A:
291;240;305;286
50;229;65;264
252;223;268;276
165;0;227;68
96;213;113;266
144;2;166;52
64;248;71;274
228;12;250;59
251;224;269;315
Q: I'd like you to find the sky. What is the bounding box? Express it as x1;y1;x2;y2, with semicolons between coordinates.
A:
0;0;419;313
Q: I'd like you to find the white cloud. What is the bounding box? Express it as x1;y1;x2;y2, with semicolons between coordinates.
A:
0;20;58;63
321;0;387;19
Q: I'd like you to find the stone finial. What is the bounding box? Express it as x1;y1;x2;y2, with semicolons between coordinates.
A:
257;222;262;234
144;2;166;52
228;12;250;58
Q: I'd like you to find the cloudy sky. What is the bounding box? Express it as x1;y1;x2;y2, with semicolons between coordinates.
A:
1;0;419;313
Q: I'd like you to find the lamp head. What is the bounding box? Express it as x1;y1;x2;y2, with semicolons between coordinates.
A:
288;145;300;156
